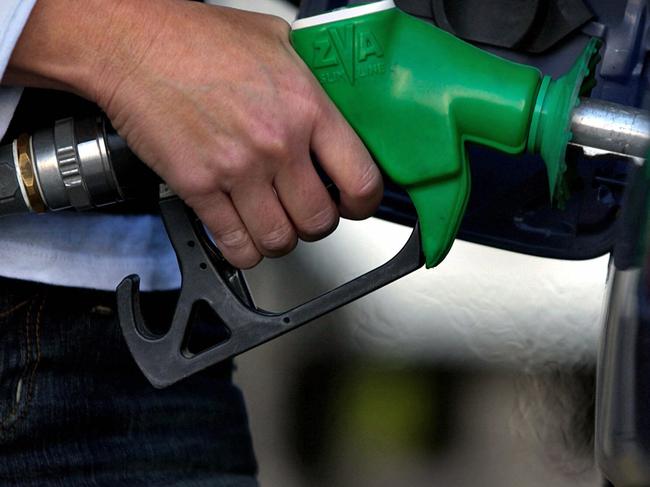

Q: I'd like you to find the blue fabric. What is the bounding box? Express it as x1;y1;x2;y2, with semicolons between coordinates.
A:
0;212;181;291
0;0;36;77
0;277;258;485
0;0;35;139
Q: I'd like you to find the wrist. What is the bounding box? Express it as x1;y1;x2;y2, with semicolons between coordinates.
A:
4;0;168;104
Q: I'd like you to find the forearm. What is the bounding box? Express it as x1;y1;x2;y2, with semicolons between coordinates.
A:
3;0;165;104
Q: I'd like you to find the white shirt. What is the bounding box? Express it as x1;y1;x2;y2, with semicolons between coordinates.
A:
0;1;180;291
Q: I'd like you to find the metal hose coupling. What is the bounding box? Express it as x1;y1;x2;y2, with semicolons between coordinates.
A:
15;133;46;213
31;117;125;211
0;115;155;217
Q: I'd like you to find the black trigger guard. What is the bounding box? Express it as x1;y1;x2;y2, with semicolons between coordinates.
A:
117;195;425;388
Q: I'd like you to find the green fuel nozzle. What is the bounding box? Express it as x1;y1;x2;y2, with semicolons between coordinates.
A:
291;0;600;268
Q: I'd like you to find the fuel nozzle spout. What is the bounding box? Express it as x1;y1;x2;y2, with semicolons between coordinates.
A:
527;39;602;202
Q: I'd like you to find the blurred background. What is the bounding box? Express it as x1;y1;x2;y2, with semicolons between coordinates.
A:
237;219;606;487
210;1;609;486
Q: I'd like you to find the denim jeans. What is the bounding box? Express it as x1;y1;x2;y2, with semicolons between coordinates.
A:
0;277;258;486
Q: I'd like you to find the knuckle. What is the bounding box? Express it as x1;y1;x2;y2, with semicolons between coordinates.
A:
252;127;292;161
258;224;297;255
293;74;323;107
175;154;235;197
215;226;251;251
350;163;382;201
311;94;336;125
218;157;254;188
298;206;339;240
178;171;218;198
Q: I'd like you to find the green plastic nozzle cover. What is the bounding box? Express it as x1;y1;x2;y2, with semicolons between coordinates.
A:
291;1;598;268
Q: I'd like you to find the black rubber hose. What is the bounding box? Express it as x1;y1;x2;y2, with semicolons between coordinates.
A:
0;142;29;216
103;120;160;204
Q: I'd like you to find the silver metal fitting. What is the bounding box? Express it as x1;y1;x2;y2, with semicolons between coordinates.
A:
31;117;124;211
571;98;650;159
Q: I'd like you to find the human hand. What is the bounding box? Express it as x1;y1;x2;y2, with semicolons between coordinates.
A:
5;0;384;268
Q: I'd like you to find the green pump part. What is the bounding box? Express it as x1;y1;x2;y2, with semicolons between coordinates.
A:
291;0;600;268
